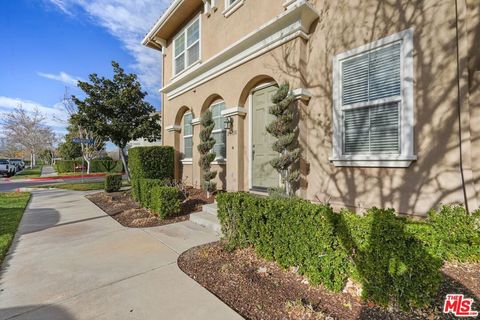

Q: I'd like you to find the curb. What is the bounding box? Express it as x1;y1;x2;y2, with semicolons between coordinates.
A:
29;173;107;182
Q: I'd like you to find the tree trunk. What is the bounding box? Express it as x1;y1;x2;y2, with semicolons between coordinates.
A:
30;152;34;169
119;147;130;181
85;157;91;174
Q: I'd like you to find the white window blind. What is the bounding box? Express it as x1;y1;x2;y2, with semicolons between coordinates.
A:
341;43;401;155
174;18;200;75
183;113;193;159
210;102;226;159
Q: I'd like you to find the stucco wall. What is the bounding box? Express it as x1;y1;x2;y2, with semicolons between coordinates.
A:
159;0;479;215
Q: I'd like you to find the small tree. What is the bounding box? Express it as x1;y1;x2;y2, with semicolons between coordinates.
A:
266;82;300;196
197;110;217;197
57;132;82;160
72;61;161;180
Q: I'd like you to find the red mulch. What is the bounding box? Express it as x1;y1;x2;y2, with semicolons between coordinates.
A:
86;187;213;228
178;242;480;320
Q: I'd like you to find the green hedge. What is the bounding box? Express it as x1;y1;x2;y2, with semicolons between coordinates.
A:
217;192;444;309
151;186;181;219
132;179;166;207
55;160;123;173
128;146;174;180
104;174;122;193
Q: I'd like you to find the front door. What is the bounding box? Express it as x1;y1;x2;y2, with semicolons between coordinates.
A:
251;85;279;190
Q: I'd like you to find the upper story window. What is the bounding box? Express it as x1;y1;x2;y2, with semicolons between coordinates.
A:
331;29;415;167
210;101;227;159
183;113;193;159
223;0;245;17
173;17;200;76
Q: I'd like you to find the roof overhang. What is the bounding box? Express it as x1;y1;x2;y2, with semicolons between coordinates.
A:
142;0;203;51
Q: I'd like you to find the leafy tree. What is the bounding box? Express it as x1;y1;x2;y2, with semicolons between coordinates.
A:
72;61;161;179
39;149;54;165
197;110;217;197
57;132;82;160
267;83;300;196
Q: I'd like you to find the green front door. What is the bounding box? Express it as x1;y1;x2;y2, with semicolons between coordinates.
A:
251;85;279;190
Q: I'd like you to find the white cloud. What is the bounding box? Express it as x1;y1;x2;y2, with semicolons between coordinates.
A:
0;96;69;135
46;0;169;99
37;71;83;86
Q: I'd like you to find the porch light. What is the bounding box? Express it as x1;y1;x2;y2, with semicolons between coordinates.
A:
224;116;233;132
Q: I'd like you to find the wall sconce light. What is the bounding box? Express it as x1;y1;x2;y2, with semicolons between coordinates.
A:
224;116;233;132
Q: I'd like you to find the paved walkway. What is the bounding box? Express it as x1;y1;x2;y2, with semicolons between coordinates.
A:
0;190;242;320
40;165;58;178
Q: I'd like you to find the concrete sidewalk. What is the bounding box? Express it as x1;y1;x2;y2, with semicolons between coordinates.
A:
0;190;242;320
40;165;58;178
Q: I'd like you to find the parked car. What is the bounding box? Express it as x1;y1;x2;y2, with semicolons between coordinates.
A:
0;159;15;177
8;158;25;171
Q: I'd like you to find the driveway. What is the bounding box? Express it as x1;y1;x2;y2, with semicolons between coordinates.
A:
0;190;242;320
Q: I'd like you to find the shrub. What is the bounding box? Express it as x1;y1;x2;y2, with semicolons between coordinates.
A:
406;205;480;262
337;208;442;309
217;192;349;292
128;146;174;180
132;178;166;207
55;160;123;173
151;186;181;219
217;193;443;309
104;174;122;193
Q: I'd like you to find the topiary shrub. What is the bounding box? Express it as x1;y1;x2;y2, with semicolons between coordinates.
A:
104;174;122;193
128;146;174;181
197;110;217;197
150;186;181;219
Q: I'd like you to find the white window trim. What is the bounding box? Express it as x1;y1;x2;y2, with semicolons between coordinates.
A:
330;28;416;168
172;15;202;78
210;101;227;160
222;0;245;17
183;113;193;161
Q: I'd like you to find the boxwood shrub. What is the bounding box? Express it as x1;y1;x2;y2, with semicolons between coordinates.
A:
128;146;174;180
150;186;181;219
132;179;167;207
217;192;444;309
104;174;122;193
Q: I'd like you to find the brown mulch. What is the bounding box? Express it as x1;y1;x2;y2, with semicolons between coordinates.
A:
86;187;213;228
178;242;480;320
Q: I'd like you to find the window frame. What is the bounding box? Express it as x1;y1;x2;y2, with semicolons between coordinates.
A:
183;113;193;160
210;101;227;160
331;28;416;168
223;0;245;17
172;15;201;77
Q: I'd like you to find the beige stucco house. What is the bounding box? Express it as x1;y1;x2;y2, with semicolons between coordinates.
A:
142;0;480;215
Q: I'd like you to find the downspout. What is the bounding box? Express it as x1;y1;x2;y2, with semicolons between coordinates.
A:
454;0;469;213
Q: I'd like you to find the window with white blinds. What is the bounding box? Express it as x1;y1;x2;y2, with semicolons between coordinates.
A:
210;102;227;159
173;17;200;76
183;113;193;159
331;29;415;167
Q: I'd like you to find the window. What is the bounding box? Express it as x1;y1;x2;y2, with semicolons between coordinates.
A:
210;102;227;159
331;29;415;167
223;0;244;17
183;113;193;159
173;17;200;75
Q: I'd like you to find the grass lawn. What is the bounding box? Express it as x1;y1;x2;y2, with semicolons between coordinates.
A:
38;181;130;191
11;166;43;180
0;192;30;264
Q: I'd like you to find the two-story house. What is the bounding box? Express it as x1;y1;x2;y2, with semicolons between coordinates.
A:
142;0;480;215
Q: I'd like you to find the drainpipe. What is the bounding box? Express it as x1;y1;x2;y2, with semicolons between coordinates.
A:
454;0;470;212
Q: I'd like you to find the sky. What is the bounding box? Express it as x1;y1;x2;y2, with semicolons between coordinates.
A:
0;0;169;147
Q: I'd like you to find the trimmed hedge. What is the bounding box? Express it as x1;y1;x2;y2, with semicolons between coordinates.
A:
131;179;166;207
55;160;123;173
128;146;174;180
104;174;122;193
217;192;444;309
151;186;181;219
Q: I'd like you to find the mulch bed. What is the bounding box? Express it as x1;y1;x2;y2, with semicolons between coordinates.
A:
86;187;213;228
178;242;480;320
